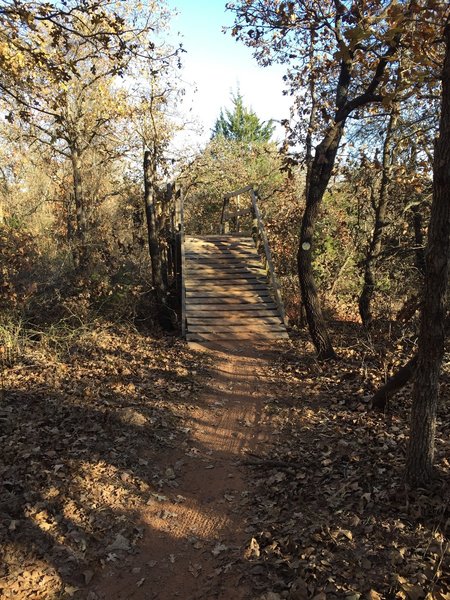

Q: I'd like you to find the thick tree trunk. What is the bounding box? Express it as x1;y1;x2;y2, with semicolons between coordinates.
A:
299;38;318;330
298;121;344;359
143;150;172;328
359;109;398;327
70;145;88;269
406;24;450;486
296;25;399;358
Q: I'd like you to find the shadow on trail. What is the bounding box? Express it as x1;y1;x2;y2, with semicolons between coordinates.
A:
1;328;285;600
0;331;226;598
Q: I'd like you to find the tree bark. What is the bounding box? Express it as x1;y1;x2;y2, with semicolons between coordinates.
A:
371;315;449;411
298;30;318;330
143;149;172;328
372;355;418;410
296;17;400;359
406;23;450;487
298;121;344;359
359;109;398;327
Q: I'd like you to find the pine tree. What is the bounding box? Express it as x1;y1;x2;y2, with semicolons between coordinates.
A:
212;90;274;143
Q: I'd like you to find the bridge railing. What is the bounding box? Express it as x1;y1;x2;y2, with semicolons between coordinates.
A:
221;186;287;326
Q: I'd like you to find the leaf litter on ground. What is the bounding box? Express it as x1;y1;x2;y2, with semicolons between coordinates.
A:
0;323;203;599
239;323;449;600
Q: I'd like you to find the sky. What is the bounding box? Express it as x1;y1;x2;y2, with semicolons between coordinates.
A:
167;0;292;147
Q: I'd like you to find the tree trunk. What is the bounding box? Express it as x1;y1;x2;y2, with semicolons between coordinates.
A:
371;315;449;411
70;145;88;269
143;150;172;328
296;25;399;358
299;33;318;330
359;109;398;327
406;23;450;487
372;356;418;410
298;121;344;359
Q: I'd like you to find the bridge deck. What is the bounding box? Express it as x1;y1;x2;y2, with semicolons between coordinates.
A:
184;235;289;342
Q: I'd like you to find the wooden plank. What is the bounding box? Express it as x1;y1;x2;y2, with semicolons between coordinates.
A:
187;324;286;333
223;207;253;220
186;261;263;268
186;269;264;275
186;331;289;342
187;293;272;301
187;317;283;326
188;234;253;239
187;275;266;283
187;251;256;257
185;243;256;249
187;307;280;319
187;240;255;247
186;278;269;285
186;270;267;283
186;260;261;265
186;288;270;295
223;185;254;199
186;303;277;310
187;261;266;275
185;253;259;259
185;244;257;250
185;235;253;241
186;281;270;289
186;288;269;295
187;310;282;319
186;268;265;276
186;256;260;261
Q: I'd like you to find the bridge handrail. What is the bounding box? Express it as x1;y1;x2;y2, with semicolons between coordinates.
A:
220;186;288;327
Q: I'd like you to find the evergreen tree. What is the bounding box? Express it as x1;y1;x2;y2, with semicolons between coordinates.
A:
212;90;275;143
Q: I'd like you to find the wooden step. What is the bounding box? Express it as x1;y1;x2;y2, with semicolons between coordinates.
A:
186;287;270;296
186;267;263;274
187;273;266;280
184;234;287;342
187;324;286;333
186;331;289;342
187;317;283;326
186;308;280;317
187;294;273;302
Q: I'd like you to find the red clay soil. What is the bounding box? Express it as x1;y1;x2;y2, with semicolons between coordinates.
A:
87;341;282;600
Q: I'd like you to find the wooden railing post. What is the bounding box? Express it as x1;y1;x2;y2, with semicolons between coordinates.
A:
220;195;230;234
221;184;288;327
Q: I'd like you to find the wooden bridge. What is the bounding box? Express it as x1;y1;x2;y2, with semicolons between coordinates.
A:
180;186;289;342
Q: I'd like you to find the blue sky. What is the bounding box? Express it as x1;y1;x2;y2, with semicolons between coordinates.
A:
167;0;292;145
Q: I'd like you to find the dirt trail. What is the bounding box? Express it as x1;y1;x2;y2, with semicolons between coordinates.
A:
88;340;281;600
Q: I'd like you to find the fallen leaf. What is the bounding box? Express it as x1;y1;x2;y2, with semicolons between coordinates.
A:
244;537;261;560
106;534;130;552
188;563;202;578
212;542;228;556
